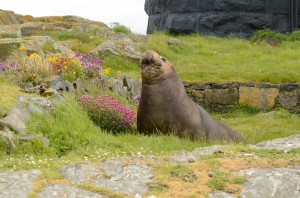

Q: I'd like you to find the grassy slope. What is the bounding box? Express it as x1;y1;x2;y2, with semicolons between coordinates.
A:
138;33;300;83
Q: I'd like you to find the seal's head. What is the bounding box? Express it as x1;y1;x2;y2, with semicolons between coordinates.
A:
140;50;173;84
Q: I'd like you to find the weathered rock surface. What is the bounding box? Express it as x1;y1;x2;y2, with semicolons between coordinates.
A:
0;10;26;25
251;134;300;151
0;170;41;198
61;158;154;196
210;167;300;198
38;184;108;198
0;96;53;152
89;33;144;63
0;10;147;62
145;0;292;38
239;167;300;198
186;82;299;113
170;145;227;164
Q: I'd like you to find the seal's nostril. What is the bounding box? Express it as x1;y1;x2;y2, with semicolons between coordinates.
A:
161;57;167;62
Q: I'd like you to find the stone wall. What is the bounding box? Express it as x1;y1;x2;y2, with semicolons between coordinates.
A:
97;75;300;113
145;0;296;38
185;82;300;113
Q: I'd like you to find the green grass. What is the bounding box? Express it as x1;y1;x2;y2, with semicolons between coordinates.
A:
110;22;132;34
139;32;300;83
43;30;106;53
214;107;300;144
207;171;247;191
103;56;140;78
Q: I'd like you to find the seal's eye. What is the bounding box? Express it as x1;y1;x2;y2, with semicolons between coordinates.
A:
161;57;167;62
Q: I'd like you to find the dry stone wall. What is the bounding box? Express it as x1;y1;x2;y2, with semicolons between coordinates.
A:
98;75;300;113
186;82;300;112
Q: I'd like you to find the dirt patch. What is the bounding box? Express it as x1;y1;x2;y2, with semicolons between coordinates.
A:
151;156;299;198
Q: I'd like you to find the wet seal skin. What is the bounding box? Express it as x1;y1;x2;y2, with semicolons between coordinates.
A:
137;50;244;142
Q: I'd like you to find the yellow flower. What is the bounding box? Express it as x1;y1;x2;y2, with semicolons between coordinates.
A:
73;71;76;74
103;69;110;75
108;68;112;70
68;55;73;59
118;71;122;74
64;66;68;69
19;45;26;51
63;61;68;65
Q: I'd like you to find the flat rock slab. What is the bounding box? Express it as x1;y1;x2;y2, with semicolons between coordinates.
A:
0;169;40;198
210;167;300;198
209;191;235;198
61;157;154;196
251;135;300;151
170;145;227;164
240;167;300;198
38;184;108;198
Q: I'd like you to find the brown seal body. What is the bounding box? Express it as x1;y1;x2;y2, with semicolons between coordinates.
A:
137;50;244;141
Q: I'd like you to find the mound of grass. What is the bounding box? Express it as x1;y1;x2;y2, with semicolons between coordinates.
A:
110;22;132;34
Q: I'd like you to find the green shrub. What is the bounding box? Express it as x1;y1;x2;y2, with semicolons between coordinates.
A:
251;29;288;42
110;22;132;34
288;30;300;41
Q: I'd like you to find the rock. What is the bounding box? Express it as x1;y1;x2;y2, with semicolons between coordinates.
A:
0;129;16;152
239;167;300;198
41;75;63;88
256;38;282;46
20;134;50;147
52;42;75;56
73;78;88;95
279;90;300;113
41;88;56;97
60;162;100;184
167;38;185;46
0;39;20;61
0;102;31;134
250;135;300;151
145;0;291;38
89;34;142;63
239;86;279;110
0;36;53;60
204;89;239;105
170;150;197;164
192;145;227;157
61;158;154;196
38;184;108;198
0;169;41;198
0;10;25;25
0;96;53;134
209;191;236;198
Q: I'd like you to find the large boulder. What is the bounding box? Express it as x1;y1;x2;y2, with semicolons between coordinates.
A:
145;0;291;38
89;33;144;63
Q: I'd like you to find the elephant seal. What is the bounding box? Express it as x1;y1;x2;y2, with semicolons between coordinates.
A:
137;50;244;142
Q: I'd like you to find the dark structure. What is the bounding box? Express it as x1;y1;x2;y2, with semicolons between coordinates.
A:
145;0;300;38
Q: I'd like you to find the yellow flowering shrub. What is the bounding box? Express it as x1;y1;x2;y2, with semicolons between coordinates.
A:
48;53;83;82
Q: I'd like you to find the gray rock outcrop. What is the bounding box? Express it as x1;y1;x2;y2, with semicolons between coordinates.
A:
38;184;109;198
0;170;41;198
61;158;154;196
145;0;293;38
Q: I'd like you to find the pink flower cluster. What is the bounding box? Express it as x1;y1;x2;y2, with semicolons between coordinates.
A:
79;94;136;132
